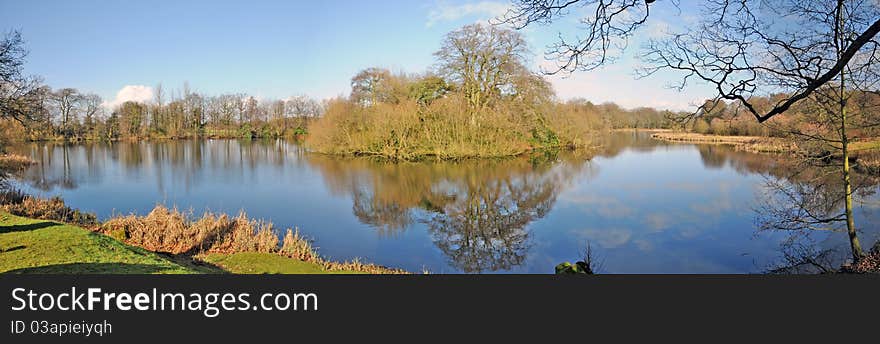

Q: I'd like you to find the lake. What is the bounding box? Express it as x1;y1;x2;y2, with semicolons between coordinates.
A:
7;131;880;273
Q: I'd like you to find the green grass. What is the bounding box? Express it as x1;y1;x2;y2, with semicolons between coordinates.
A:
198;252;366;274
0;211;200;274
1;211;372;274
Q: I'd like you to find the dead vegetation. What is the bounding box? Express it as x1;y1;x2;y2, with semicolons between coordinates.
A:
102;205;408;274
843;242;880;274
0;189;98;226
0;153;35;171
651;132;798;153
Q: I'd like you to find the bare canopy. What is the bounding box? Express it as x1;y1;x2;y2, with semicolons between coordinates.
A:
500;0;880;123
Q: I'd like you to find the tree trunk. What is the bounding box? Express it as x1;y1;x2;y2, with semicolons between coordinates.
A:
837;2;865;263
840;91;864;262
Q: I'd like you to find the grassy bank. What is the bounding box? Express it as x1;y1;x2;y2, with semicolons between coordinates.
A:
0;211;201;273
198;252;367;274
0;211;399;274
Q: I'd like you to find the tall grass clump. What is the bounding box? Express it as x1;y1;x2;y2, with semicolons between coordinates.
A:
102;205;408;274
102;205;279;255
0;153;35;171
280;227;319;262
0;192;98;227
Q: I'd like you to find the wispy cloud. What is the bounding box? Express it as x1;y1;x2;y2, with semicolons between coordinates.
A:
102;85;154;109
426;1;511;27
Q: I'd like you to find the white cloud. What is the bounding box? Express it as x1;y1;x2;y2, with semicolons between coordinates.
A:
426;1;511;27
102;85;154;109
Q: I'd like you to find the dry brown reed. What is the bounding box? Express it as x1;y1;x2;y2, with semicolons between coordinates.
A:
651;132;798;153
1;193;98;226
0;153;36;171
102;205;407;274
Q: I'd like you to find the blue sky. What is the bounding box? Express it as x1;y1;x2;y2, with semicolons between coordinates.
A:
0;0;714;110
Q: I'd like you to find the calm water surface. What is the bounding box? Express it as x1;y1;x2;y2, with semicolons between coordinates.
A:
8;132;880;273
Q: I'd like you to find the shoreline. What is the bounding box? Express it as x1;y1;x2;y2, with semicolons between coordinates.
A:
0;194;408;274
611;128;673;132
651;131;880;173
650;132;797;153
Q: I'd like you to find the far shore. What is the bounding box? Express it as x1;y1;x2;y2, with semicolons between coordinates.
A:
650;132;797;153
650;132;880;173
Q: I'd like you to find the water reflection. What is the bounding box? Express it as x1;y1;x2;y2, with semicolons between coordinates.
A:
306;155;588;272
6;132;879;273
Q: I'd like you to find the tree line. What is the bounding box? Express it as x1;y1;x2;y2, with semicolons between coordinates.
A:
3;83;324;142
1;30;325;144
684;93;880;140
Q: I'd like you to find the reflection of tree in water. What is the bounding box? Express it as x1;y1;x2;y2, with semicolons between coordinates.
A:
351;188;413;237
423;174;559;272
9;142;87;191
592;131;674;158
309;154;588;272
748;159;878;270
7;139;301;194
695;145;780;173
694;143;880;271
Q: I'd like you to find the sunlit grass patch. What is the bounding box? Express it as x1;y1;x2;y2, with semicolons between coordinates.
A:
198;252;366;274
0;211;198;274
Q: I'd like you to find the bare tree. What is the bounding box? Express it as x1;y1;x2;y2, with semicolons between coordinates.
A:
504;0;880;263
501;0;880;123
642;0;879;262
350;67;396;106
52;88;82;136
434;23;530;116
499;0;669;73
0;30;43;126
81;93;103;137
